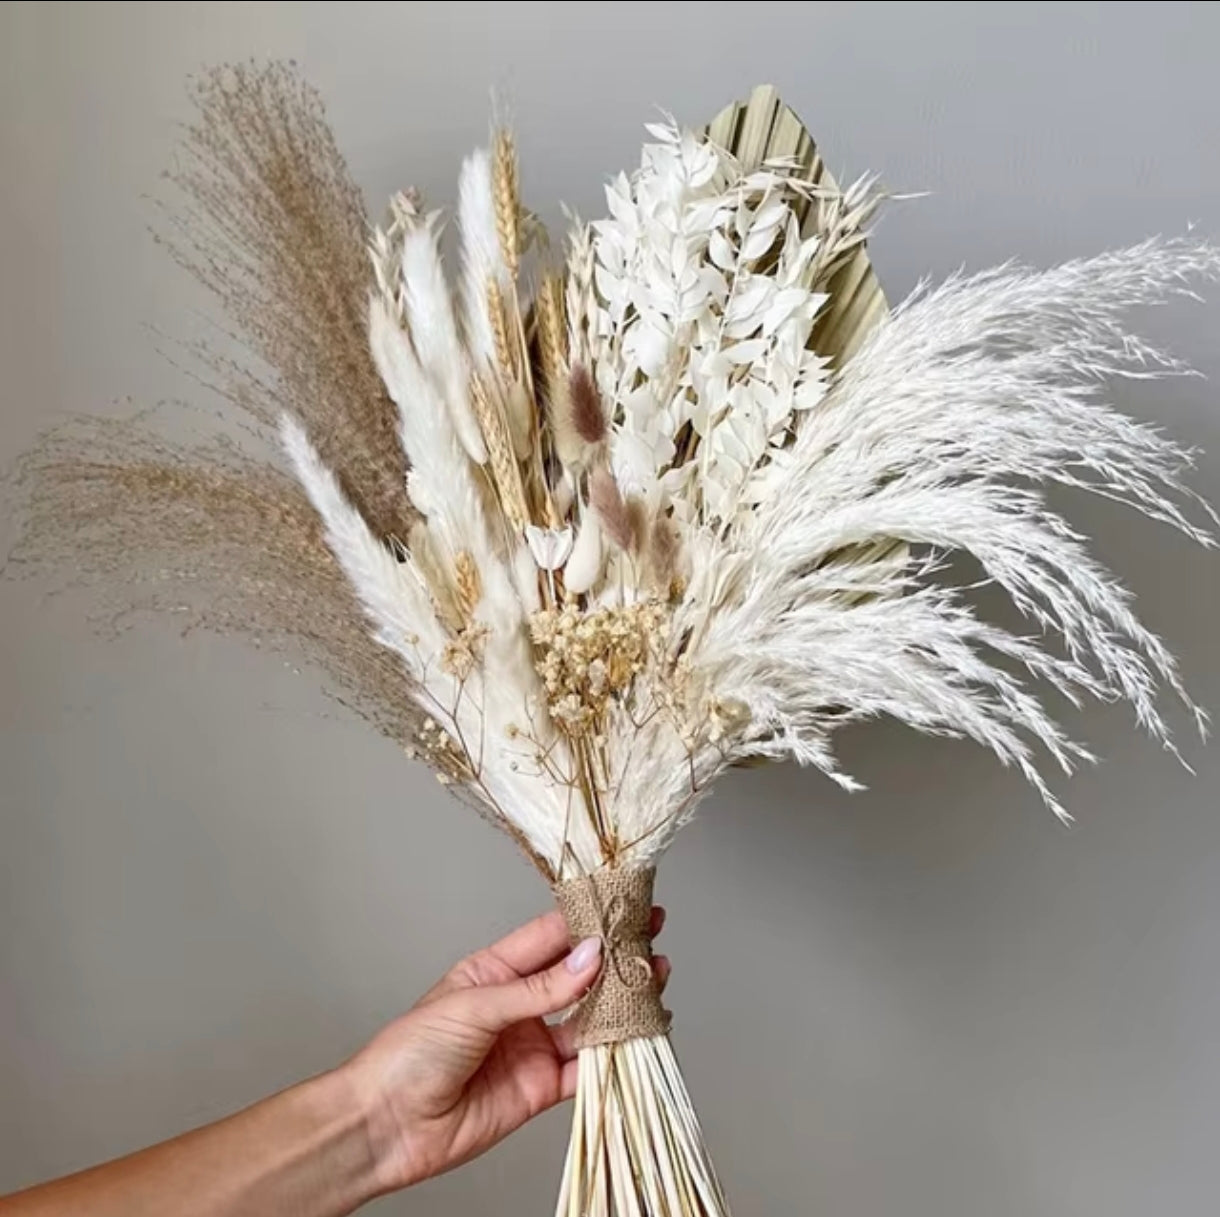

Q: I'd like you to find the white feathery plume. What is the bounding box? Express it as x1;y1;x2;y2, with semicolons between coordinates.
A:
685;238;1220;823
457;147;507;369
398;214;488;464
279;414;445;673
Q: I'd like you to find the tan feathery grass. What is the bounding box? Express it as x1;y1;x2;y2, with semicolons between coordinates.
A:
159;61;414;542
8;418;426;753
7;62;426;760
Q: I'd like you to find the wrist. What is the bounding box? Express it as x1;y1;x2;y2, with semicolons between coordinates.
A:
282;1067;388;1215
335;1054;420;1196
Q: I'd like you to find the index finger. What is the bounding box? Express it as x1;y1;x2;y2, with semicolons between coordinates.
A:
484;908;571;978
486;904;667;977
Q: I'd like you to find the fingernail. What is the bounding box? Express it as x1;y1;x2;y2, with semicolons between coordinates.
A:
566;936;602;973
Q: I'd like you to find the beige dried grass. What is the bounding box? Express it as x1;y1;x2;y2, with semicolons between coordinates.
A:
7;62;425;751
9;419;425;752
159;61;414;542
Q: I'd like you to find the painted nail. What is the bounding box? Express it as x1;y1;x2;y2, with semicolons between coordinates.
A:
566;936;602;973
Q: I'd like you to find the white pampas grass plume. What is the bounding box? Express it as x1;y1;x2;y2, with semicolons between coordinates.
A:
368;296;521;636
696;237;1220;820
398;215;488;464
458;148;509;370
279;415;444;671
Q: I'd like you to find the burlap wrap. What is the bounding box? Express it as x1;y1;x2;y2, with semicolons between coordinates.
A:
552;866;672;1049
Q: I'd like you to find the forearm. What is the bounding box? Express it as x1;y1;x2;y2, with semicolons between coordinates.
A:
0;1067;383;1217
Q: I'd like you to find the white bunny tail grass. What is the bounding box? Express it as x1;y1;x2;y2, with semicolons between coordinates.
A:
558;1038;730;1217
698;238;1220;821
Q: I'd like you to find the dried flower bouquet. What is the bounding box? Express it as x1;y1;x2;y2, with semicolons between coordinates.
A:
12;66;1218;1216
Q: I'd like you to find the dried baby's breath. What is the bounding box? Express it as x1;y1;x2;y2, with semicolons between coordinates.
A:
529;600;670;737
441;622;490;680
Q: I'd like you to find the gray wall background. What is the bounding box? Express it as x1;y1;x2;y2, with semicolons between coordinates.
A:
2;2;1219;1213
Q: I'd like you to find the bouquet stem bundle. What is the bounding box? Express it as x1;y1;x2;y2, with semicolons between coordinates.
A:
551;867;726;1215
559;1035;729;1217
10;66;1219;1217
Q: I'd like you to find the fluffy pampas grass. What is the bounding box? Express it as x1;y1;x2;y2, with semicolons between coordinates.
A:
698;239;1220;822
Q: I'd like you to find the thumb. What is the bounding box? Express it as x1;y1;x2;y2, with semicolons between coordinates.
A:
459;936;603;1034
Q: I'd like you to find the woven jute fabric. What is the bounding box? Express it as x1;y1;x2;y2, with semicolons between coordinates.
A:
552;866;672;1049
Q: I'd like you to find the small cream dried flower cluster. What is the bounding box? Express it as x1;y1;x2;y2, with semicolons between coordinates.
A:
415;716;474;784
440;622;490;680
528;600;670;737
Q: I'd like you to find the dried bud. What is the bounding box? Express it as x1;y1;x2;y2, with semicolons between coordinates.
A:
648;512;675;586
568;364;607;446
589;466;631;550
565;513;603;594
625;496;649;554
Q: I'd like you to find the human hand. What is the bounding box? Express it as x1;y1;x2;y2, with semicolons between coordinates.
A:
344;905;669;1193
